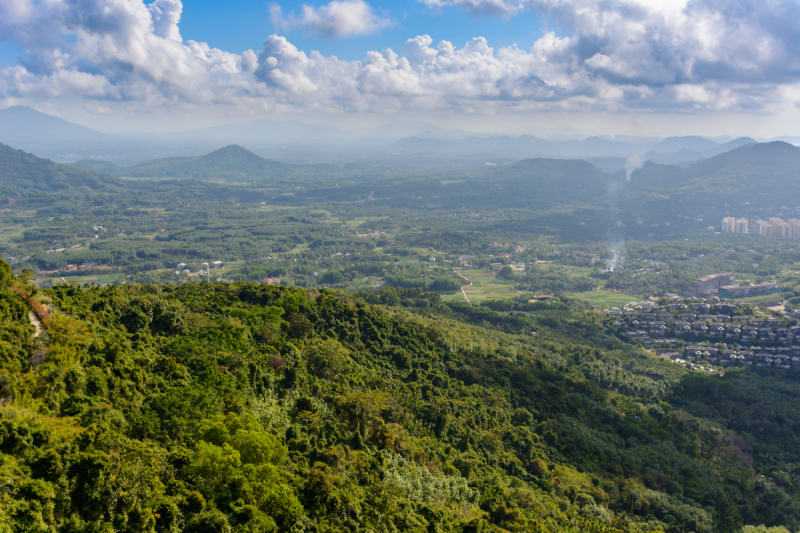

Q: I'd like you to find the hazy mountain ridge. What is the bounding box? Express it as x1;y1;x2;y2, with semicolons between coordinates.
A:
629;141;800;194
0;106;772;167
75;145;300;181
0;106;107;145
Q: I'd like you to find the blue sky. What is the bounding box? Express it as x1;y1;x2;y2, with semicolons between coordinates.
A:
0;0;547;68
1;0;799;135
176;0;545;62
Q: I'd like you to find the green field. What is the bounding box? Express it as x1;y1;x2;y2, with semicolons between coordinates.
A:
565;290;643;308
48;274;124;286
443;268;520;303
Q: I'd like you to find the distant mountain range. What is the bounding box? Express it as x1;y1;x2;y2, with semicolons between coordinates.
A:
475;141;800;199
0;106;788;170
635;140;800;193
3;137;800;214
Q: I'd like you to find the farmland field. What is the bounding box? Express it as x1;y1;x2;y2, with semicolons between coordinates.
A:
564;290;643;308
49;274;125;285
443;268;521;303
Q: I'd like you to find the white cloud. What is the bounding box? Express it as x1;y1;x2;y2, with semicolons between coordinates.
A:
474;0;800;87
148;0;183;42
0;0;799;121
270;0;393;39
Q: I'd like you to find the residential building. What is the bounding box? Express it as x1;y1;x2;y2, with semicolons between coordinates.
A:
735;218;749;234
572;252;601;265
688;273;735;296
718;281;780;298
755;220;772;236
789;219;800;238
770;218;793;237
722;217;736;232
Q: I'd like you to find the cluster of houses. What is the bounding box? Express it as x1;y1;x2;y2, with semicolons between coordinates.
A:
175;261;223;276
603;298;798;346
679;346;800;369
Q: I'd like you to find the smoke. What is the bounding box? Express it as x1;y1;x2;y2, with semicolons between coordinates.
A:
604;158;635;272
625;155;643;181
606;241;625;272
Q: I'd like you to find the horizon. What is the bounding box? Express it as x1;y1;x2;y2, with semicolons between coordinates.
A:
2;0;800;136
1;104;798;144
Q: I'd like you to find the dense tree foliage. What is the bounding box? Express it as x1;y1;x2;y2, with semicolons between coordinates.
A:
1;260;799;532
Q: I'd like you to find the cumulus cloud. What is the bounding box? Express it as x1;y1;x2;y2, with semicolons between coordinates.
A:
437;0;800;89
0;0;799;118
270;0;393;39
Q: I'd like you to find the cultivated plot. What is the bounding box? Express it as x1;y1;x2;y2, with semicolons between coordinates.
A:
443;269;521;303
564;290;642;308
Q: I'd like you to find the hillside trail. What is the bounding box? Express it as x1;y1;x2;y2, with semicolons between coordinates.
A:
454;270;472;303
29;310;48;368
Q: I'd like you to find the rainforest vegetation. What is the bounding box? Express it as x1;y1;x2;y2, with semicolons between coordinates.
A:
2;259;800;533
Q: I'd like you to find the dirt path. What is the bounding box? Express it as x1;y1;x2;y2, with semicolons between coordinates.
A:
454;270;472;304
28;311;48;368
29;311;44;338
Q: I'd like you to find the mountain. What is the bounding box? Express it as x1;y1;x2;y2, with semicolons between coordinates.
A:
767;135;800;145
0;143;123;193
681;140;800;191
0;106;107;145
624;141;800;196
467;157;615;207
706;136;756;156
80;144;300;180
3;268;800;531
0;272;800;533
648;136;719;153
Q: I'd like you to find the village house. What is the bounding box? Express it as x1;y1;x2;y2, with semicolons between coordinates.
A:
572;252;601;265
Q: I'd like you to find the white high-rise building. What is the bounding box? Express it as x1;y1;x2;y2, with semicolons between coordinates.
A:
722;217;736;232
755;220;772;236
788;219;800;238
735;218;749;234
770;218;792;237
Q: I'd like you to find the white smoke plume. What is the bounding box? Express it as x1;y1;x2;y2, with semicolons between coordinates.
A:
606;242;624;272
625;155;643;182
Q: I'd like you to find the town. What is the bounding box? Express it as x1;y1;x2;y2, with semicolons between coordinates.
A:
601;273;799;370
722;216;800;237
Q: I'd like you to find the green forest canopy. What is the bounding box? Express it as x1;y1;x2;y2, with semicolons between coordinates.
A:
2;260;800;532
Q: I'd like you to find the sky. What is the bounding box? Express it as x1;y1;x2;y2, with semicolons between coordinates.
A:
1;0;800;135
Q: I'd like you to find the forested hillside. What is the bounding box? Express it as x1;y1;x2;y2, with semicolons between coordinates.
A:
74;145;300;181
0;144;124;194
1;260;800;532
